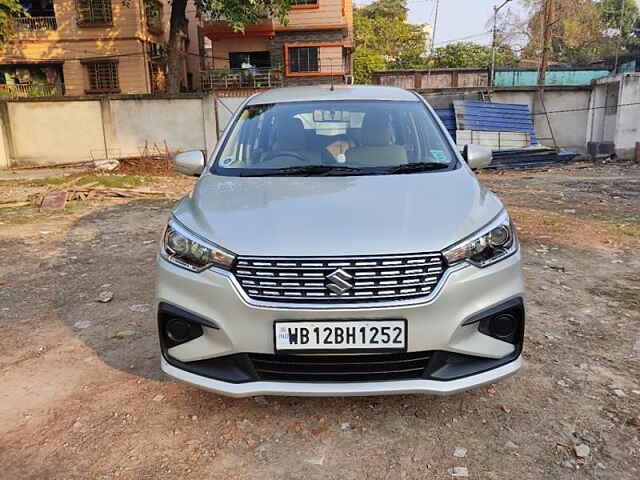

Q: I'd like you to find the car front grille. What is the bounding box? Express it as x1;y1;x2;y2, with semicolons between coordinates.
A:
249;351;432;382
232;253;446;304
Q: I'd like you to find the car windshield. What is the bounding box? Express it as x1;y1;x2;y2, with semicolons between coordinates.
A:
212;100;457;176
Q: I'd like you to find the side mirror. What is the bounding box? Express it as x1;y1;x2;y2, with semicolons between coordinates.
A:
174;150;205;176
462;144;492;170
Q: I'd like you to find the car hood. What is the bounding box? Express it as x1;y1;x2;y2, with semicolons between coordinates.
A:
173;168;503;256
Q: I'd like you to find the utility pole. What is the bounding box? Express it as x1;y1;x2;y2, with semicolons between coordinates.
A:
490;0;512;88
429;0;440;55
426;0;440;85
537;0;554;86
537;0;558;149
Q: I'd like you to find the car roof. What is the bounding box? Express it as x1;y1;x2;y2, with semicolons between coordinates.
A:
246;85;419;105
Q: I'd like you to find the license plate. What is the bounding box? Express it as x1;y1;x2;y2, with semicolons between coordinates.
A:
274;320;406;353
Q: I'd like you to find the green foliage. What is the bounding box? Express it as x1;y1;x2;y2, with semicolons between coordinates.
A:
358;0;409;21
197;0;294;31
0;0;28;45
144;0;162;28
600;0;640;51
600;0;639;38
14;175;149;188
353;48;386;84
353;0;429;83
517;0;640;66
432;42;518;69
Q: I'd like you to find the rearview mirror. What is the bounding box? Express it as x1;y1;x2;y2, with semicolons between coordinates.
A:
174;150;205;176
462;144;492;170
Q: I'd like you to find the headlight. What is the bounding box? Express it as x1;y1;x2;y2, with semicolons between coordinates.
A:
443;211;518;268
161;219;236;272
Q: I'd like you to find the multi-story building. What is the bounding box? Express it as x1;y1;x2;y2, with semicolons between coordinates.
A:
0;0;202;97
201;0;354;91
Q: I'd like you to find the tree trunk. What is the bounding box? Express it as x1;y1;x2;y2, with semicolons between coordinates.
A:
167;0;188;94
537;0;554;86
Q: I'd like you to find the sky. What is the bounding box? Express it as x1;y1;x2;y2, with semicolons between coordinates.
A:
354;0;525;47
354;0;640;48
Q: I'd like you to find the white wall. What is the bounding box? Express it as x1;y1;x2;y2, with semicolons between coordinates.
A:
216;96;247;134
491;89;591;152
616;75;640;156
587;73;640;159
110;97;215;157
0;94;218;168
9;100;105;165
587;83;607;143
0;113;9;169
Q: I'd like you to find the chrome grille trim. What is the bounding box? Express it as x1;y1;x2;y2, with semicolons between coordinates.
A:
232;253;447;304
236;268;441;280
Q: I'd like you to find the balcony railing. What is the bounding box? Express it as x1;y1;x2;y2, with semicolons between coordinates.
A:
285;58;348;76
201;67;283;90
15;16;57;32
0;83;64;98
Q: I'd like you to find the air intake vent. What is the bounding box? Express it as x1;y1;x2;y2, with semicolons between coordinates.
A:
249;351;432;382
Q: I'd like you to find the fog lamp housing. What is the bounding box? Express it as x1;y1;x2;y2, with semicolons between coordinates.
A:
475;299;524;345
425;298;525;381
166;318;199;344
157;303;218;351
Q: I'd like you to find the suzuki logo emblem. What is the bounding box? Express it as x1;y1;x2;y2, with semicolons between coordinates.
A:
326;268;354;295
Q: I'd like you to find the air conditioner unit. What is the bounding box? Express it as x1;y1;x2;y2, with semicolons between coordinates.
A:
587;141;615;158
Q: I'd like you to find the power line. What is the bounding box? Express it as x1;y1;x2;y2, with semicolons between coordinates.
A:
527;100;640;117
432;31;492;47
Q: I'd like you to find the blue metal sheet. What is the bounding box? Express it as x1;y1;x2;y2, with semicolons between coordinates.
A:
435;107;456;142
489;148;579;170
453;101;537;144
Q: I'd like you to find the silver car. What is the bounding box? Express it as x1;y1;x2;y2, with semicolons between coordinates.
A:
156;86;525;397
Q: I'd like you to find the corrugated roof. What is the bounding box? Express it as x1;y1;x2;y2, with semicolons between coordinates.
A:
453;101;537;144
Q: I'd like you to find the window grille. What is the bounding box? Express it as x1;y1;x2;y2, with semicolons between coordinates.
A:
77;0;113;25
85;61;119;92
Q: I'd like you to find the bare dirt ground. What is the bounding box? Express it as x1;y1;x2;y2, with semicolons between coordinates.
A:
0;163;639;480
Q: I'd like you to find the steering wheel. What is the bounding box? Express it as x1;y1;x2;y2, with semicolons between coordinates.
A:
261;151;310;165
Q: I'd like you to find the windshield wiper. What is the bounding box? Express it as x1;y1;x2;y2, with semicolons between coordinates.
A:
318;166;364;176
388;162;450;174
240;165;363;177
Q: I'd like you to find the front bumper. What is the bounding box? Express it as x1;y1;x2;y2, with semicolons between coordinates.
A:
161;355;522;397
156;250;525;397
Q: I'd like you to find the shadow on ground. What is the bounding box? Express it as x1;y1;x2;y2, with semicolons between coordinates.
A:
53;199;176;381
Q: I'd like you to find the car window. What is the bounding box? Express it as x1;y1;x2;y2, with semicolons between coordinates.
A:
214;100;456;176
